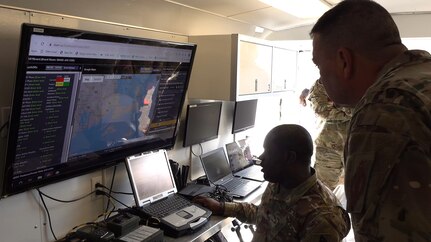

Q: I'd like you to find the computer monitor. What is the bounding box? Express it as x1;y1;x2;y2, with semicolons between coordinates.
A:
1;24;196;197
183;102;222;147
232;99;258;134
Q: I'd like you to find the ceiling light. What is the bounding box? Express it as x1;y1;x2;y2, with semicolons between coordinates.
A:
259;0;330;19
255;26;265;33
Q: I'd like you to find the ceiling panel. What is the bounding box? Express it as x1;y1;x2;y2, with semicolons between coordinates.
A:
376;0;431;13
165;0;431;32
165;0;270;16
232;7;315;31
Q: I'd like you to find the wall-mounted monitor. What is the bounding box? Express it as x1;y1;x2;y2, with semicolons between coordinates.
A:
183;102;222;147
1;24;196;197
232;99;258;134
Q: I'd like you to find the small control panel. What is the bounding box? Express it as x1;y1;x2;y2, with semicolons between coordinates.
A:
73;213;163;242
106;213;141;237
75;225;115;242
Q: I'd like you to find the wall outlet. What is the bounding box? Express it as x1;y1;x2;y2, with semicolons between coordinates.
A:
91;176;103;200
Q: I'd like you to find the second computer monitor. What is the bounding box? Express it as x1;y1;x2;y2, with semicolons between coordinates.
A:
232;99;258;134
183;102;222;147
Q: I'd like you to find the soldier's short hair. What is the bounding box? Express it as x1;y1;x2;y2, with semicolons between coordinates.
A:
310;0;402;59
267;124;313;164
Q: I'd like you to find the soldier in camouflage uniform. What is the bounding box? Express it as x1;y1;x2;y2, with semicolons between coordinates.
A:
311;1;431;241
308;79;352;190
195;124;351;241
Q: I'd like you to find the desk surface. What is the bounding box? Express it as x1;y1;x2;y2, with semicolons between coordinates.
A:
58;183;267;242
165;182;268;242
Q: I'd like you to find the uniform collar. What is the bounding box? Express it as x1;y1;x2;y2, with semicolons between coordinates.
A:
272;168;317;204
376;50;431;87
355;50;431;109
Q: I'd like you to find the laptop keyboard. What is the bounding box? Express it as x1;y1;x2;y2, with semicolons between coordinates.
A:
223;178;249;192
142;194;191;218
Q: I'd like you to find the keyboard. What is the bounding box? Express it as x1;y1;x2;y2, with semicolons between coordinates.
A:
223;178;249;192
142;194;190;218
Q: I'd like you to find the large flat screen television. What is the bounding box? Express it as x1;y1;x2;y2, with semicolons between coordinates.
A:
232;99;258;134
1;24;196;197
183;102;222;147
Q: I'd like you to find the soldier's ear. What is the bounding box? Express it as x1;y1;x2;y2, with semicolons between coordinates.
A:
336;47;353;80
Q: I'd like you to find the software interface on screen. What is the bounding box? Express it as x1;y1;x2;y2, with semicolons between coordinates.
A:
4;25;194;195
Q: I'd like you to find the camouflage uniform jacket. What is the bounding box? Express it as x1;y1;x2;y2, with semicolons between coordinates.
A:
345;50;431;241
308;79;353;189
224;169;350;241
308;79;353;124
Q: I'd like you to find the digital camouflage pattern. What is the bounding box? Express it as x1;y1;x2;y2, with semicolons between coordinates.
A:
345;50;431;241
308;79;353;190
224;169;351;242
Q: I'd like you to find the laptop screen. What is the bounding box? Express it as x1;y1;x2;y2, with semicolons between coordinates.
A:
125;150;176;207
225;141;253;172
237;138;253;162
200;147;232;183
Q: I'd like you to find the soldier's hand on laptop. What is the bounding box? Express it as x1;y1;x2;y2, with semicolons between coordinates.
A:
193;196;224;215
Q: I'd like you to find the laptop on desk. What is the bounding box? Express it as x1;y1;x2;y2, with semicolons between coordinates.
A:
125;150;212;237
225;141;265;182
200;147;262;198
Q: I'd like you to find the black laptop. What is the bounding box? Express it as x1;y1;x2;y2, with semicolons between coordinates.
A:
200;147;262;198
225;140;265;182
125;150;212;237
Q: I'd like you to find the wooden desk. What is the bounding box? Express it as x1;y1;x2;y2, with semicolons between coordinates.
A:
165;182;268;242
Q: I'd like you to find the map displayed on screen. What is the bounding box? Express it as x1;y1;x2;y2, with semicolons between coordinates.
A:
70;73;160;156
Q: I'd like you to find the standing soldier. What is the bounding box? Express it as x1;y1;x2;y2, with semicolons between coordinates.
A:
308;79;352;190
310;1;431;240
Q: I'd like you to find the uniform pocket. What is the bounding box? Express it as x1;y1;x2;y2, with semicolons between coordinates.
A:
345;152;375;213
344;131;409;214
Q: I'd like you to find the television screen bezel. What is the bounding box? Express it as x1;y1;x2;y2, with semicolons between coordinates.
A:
1;23;196;197
232;99;258;134
183;101;222;147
